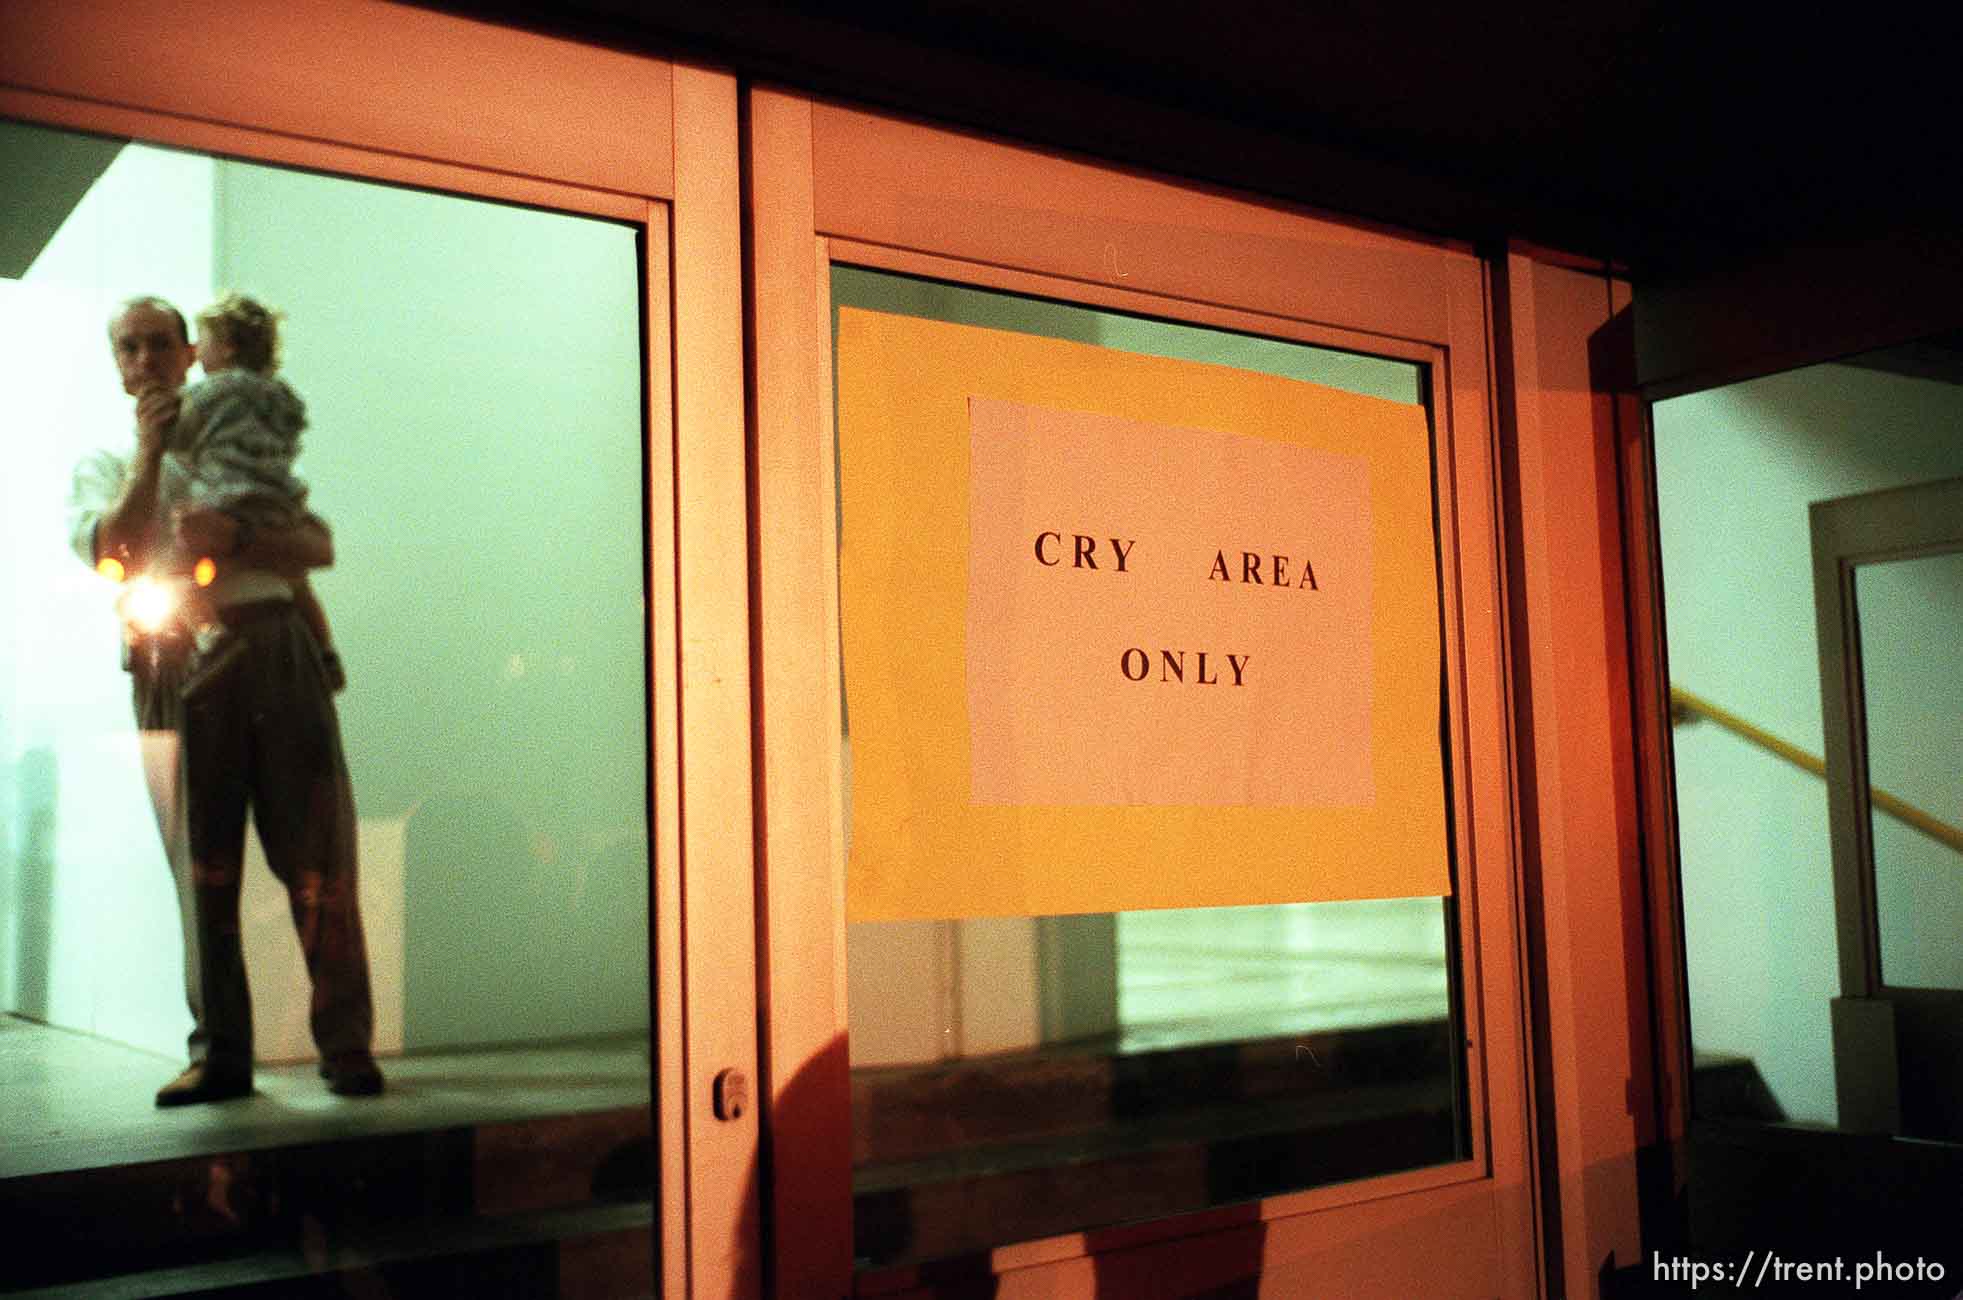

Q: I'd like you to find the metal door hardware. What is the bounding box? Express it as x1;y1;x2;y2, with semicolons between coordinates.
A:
712;1067;749;1121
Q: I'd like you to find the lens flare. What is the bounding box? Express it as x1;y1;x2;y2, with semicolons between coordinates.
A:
193;557;216;587
96;556;126;583
122;576;179;633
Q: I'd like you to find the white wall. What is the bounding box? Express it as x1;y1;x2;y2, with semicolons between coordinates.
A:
1654;362;1963;1124
2;141;216;1058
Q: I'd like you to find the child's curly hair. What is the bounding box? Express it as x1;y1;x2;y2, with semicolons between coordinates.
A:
197;292;283;373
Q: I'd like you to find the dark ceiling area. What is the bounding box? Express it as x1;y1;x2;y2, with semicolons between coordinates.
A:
433;1;1963;278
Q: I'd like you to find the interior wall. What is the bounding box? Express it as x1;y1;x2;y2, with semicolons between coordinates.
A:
3;127;650;1062
2;141;216;1058
1653;361;1963;1124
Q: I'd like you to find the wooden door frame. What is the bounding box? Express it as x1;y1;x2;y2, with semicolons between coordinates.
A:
1495;255;1662;1298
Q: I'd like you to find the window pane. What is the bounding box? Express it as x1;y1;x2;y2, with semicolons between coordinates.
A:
834;267;1464;1268
2;119;650;1288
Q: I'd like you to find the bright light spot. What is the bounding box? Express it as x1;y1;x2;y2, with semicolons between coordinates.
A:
193;557;216;587
96;556;126;583
122;576;179;633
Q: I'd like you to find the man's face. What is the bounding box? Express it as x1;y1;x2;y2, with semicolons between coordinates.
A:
109;303;195;396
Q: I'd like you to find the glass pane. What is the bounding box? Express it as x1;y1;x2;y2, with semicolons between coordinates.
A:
1119;899;1452;1047
1;119;651;1288
1856;551;1963;991
1654;359;1963;1127
834;267;1464;1269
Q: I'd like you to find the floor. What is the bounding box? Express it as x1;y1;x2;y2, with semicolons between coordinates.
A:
0;1013;651;1182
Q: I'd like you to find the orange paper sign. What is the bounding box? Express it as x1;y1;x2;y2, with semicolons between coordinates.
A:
967;397;1373;808
838;308;1447;921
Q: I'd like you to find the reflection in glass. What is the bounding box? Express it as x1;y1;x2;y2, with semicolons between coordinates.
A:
1119;899;1451;1046
848;902;1461;1266
1856;552;1963;991
833;267;1463;1268
1654;360;1963;1128
2;118;650;1288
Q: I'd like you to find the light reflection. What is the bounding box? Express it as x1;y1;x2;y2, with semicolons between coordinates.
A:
117;575;180;634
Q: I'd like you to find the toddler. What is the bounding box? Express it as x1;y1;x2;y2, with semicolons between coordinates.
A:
169;292;345;692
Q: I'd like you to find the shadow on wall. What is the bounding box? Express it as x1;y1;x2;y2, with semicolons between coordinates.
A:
8;747;57;1020
402;786;647;1052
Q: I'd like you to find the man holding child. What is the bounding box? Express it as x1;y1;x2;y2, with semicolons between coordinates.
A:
68;295;382;1106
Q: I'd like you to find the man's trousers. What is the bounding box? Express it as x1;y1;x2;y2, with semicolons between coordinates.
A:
132;600;375;1070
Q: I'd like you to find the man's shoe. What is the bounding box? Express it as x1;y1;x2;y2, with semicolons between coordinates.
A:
155;1062;253;1107
321;1054;385;1098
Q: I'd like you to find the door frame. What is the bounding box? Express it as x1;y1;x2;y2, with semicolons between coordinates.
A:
1812;475;1963;1138
1;5;757;1294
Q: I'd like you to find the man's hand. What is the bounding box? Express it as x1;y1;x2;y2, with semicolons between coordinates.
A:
94;386;180;568
134;385;179;458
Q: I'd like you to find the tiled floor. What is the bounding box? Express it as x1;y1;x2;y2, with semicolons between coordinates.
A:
1;1014;650;1181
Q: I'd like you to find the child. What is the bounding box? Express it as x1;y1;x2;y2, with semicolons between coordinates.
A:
169;292;346;692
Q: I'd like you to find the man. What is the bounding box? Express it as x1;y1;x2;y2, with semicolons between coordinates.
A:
70;296;383;1105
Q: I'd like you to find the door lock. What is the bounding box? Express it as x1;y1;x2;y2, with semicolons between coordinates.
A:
712;1067;749;1121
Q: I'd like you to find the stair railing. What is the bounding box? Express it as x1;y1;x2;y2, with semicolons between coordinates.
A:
1669;684;1963;857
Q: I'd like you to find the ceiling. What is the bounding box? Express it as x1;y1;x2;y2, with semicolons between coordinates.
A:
434;1;1963;278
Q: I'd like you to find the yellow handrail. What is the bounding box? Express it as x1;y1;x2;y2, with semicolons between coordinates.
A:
1670;685;1963;857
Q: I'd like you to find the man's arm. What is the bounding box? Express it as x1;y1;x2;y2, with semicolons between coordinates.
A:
67;449;129;568
175;508;334;576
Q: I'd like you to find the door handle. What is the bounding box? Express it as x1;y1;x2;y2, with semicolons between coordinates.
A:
712;1067;749;1121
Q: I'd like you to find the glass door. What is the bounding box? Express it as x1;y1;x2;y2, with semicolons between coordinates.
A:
1;7;756;1295
749;91;1533;1297
830;266;1468;1268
